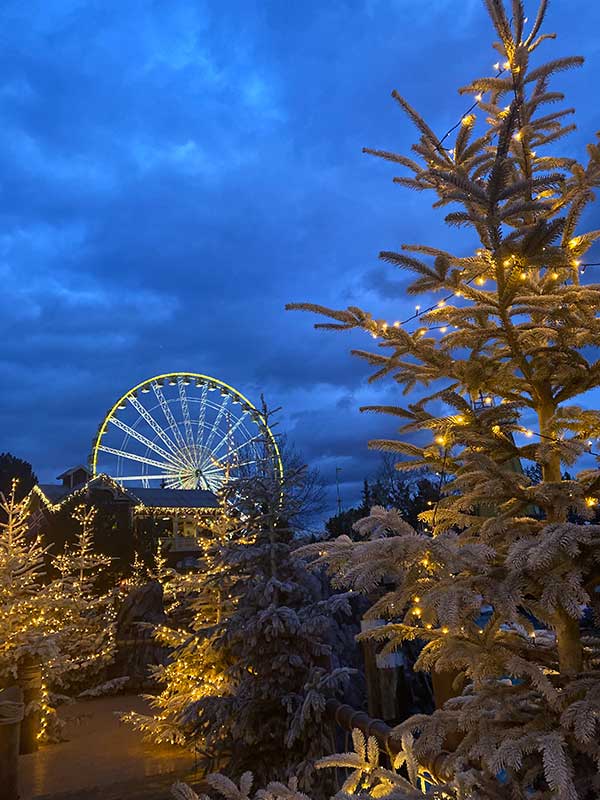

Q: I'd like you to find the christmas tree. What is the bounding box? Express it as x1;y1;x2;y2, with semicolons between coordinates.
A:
195;465;351;790
0;486;118;741
49;505;116;694
289;0;600;797
129;453;351;791
0;480;56;681
122;507;235;746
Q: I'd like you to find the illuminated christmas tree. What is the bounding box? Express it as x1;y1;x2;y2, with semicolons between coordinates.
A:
49;505;116;694
122;507;235;746
0;481;56;681
290;1;600;797
0;487;118;742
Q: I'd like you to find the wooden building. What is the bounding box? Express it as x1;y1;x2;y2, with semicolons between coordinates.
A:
27;471;220;571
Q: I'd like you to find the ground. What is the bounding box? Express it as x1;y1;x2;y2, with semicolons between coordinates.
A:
18;695;202;800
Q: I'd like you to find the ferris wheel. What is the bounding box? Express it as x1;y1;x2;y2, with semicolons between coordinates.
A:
90;373;282;492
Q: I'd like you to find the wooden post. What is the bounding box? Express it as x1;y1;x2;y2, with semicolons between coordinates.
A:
361;619;410;723
360;619;383;718
0;686;24;800
18;655;42;754
431;668;465;710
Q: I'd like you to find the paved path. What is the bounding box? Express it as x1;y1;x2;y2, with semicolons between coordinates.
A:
18;695;201;800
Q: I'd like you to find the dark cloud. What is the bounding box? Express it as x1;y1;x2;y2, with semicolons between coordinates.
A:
1;0;600;517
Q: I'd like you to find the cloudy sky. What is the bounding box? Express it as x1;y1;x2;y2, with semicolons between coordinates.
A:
1;0;600;514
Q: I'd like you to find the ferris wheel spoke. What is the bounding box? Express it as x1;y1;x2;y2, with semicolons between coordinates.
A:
128;395;183;461
195;382;209;449
200;465;223;479
152;382;192;465
97;445;176;472
204;392;230;453
108;417;183;469
223;458;259;471
210;411;250;459
218;433;262;465
177;378;195;449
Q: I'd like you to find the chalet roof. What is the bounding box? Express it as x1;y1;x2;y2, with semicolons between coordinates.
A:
130;487;219;509
37;484;74;503
56;465;92;480
33;474;218;511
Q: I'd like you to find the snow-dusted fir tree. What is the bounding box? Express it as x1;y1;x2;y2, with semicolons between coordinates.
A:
50;505;117;694
195;465;351;790
0;488;119;740
0;481;56;681
130;449;351;789
122;507;235;746
289;1;600;797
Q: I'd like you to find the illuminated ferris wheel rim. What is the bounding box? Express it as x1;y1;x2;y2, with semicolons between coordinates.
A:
90;372;283;491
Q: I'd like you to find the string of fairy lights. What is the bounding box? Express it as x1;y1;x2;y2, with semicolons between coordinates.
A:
367;255;600;343
365;52;600;341
361;55;600;525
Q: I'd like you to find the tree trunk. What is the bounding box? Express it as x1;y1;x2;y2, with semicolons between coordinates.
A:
18;655;42;754
0;687;24;800
538;399;583;675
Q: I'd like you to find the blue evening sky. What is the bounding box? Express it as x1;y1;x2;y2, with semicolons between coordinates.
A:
1;0;600;514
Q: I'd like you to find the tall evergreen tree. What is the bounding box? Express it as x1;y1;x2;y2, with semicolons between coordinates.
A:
290;1;600;797
129;463;351;791
0;452;37;504
0;485;117;740
198;467;351;790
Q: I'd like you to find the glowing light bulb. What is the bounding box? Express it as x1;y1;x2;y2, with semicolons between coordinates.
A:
416;327;427;337
484;396;493;406
524;429;533;438
442;627;449;634
435;435;446;446
493;62;501;71
440;326;448;333
551;272;559;280
475;276;486;286
475;93;483;102
415;304;421;312
513;131;522;141
503;61;510;69
520;271;527;280
393;321;400;327
585;497;598;508
413;595;421;602
437;299;446;308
